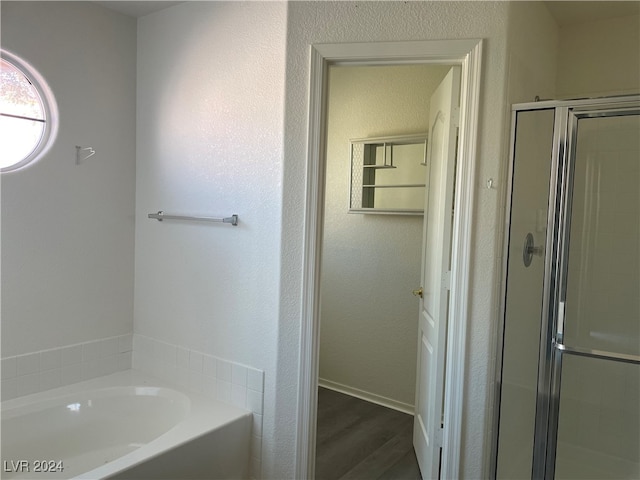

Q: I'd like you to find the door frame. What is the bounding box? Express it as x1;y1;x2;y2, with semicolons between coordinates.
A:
296;39;483;479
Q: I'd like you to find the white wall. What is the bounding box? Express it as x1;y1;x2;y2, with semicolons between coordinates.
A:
506;1;558;104
134;2;286;478
320;64;449;409
556;13;640;99
279;2;511;478
1;2;136;357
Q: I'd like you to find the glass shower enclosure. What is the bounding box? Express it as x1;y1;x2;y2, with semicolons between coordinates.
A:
494;95;640;479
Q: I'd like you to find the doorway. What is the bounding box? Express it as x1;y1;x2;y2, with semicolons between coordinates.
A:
315;63;451;479
296;40;483;480
494;95;640;479
318;63;451;412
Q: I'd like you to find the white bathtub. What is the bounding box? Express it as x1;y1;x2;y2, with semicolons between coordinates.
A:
1;370;252;479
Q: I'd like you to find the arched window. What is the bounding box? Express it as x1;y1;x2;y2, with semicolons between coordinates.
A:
1;50;58;172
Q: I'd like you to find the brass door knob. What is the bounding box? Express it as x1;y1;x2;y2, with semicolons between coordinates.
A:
412;287;423;298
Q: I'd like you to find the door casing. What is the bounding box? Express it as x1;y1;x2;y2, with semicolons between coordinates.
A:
297;39;483;479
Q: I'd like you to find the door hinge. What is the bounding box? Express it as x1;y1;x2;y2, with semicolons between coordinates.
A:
451;106;460;128
442;271;451;290
435;424;444;448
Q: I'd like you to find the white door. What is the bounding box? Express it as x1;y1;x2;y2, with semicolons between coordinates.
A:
413;66;460;479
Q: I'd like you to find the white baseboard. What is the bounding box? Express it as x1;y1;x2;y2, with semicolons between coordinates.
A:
318;378;415;415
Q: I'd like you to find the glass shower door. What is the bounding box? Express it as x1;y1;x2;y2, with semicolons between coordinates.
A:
495;97;640;480
496;108;555;479
554;111;640;479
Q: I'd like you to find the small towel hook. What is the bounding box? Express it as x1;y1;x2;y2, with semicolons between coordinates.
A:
76;145;96;164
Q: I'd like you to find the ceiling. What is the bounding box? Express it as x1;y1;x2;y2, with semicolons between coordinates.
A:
92;1;183;18
94;1;640;23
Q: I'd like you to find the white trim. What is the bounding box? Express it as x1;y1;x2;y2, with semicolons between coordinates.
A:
297;39;483;480
442;39;483;477
319;378;415;415
295;44;326;480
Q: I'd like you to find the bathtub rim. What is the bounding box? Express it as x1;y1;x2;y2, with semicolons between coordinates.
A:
1;384;190;421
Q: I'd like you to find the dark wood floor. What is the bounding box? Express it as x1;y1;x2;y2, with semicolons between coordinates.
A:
315;387;422;480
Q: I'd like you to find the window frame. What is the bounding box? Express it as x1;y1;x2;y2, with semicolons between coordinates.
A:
1;49;58;173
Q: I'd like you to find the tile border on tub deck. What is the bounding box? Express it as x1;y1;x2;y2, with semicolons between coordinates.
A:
1;334;133;401
131;333;264;480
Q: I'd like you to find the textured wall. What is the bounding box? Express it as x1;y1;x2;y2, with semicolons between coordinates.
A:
556;14;640;99
506;1;559;104
135;3;286;478
1;2;136;357
279;2;511;478
320;64;449;409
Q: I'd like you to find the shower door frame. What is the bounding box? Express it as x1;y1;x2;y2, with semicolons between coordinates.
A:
493;94;640;480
